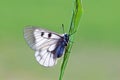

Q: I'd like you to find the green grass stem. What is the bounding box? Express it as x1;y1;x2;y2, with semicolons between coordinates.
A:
59;0;82;80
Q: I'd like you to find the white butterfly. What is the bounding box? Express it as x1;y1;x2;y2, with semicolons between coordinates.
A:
24;26;69;67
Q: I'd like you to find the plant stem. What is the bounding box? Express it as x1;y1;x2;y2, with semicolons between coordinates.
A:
59;0;82;80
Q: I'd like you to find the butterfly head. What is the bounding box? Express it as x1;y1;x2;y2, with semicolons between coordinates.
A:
63;33;69;45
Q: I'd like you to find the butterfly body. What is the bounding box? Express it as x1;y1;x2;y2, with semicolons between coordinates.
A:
24;26;69;67
53;34;69;58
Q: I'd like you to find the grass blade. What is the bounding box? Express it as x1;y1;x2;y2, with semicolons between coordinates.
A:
59;0;82;80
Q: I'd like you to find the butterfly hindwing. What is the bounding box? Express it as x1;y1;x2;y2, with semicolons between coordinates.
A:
24;26;62;67
35;50;57;67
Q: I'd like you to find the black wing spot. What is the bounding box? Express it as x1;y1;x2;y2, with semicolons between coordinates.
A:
41;32;44;36
48;33;52;38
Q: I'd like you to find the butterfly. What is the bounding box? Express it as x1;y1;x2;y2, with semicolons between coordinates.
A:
24;26;69;67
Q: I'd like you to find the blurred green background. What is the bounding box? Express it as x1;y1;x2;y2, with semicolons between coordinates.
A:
0;0;120;80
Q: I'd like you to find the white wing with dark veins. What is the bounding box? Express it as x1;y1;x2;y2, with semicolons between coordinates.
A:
24;26;62;67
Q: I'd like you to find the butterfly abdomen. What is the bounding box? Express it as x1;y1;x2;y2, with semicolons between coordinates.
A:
56;41;66;58
54;34;69;58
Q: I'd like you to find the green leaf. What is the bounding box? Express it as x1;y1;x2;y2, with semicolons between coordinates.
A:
59;0;82;80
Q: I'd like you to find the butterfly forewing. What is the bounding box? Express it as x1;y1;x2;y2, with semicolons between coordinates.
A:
24;27;61;50
24;26;62;67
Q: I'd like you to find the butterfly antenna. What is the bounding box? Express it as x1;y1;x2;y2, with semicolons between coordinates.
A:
62;24;65;33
